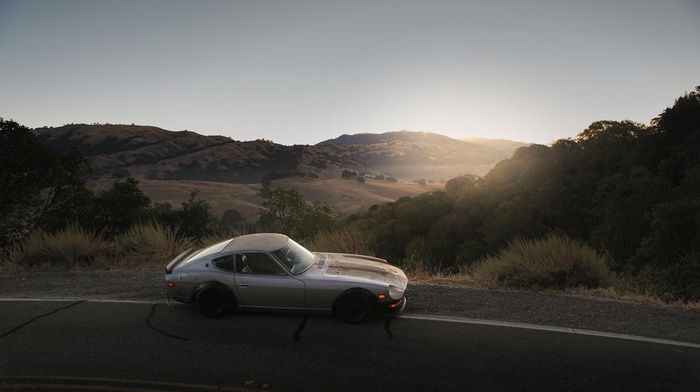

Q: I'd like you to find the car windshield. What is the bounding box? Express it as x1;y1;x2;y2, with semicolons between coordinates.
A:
272;239;315;274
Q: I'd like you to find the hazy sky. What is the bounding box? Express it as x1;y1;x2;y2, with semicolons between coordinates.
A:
1;0;698;145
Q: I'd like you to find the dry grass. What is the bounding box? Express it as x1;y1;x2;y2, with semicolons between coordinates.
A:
116;222;195;270
472;235;616;290
5;224;113;269
306;227;373;254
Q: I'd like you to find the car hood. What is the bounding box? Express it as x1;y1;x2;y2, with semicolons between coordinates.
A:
316;253;408;288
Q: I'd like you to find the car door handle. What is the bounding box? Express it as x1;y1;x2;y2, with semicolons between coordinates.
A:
238;283;250;288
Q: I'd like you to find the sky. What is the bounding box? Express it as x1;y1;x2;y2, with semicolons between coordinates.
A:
1;0;699;146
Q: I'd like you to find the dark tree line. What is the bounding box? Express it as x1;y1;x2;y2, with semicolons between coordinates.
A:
348;87;700;300
0;118;242;252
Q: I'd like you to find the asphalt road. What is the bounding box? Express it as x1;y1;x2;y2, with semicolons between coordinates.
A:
1;300;699;392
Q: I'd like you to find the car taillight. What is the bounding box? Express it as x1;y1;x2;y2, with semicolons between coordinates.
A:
167;282;175;288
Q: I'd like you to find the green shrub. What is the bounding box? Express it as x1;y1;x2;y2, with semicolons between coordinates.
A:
8;224;112;268
473;235;615;290
630;253;700;303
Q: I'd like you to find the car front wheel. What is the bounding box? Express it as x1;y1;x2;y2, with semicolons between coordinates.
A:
196;287;231;318
336;293;371;324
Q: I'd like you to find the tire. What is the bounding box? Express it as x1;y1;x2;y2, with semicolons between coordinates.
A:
336;293;371;324
196;287;231;318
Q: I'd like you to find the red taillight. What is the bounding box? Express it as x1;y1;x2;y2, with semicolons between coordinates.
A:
167;282;175;288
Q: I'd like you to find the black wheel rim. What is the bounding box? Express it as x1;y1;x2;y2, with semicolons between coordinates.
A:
339;295;367;322
201;289;225;314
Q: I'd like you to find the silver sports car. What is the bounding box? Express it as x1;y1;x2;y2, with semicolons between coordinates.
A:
164;233;408;323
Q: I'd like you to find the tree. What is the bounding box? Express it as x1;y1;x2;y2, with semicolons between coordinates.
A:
178;190;213;239
444;174;481;196
589;167;672;267
220;208;245;229
342;169;357;179
258;188;339;242
89;178;151;238
0;119;92;250
652;86;700;148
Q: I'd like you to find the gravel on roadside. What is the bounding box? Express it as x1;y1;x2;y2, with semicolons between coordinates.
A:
1;270;698;344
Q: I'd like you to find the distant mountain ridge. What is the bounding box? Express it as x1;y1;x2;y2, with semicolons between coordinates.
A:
317;130;462;146
316;130;527;181
34;124;527;183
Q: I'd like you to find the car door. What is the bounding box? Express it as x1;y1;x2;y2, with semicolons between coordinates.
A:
233;253;305;310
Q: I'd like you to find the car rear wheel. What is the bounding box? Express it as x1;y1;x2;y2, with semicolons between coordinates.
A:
196;287;232;318
336;293;371;324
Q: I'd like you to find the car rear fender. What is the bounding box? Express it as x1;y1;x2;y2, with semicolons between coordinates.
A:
192;281;237;306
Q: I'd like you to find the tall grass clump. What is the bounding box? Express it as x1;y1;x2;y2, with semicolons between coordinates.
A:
473;235;615;290
8;224;112;269
117;222;195;269
307;227;373;255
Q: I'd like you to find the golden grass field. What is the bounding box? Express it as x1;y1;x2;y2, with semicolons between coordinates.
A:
89;177;444;220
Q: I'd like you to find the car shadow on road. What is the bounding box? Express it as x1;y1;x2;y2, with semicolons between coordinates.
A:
151;302;399;344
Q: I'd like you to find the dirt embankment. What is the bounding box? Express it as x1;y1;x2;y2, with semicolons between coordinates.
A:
1;270;698;344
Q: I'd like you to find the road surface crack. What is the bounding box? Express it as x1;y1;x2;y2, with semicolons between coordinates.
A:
0;300;85;339
146;303;189;341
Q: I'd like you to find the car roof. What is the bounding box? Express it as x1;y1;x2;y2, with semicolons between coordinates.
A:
223;233;290;253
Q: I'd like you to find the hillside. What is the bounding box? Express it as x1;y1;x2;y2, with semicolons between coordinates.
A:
317;130;527;180
34;124;363;183
35;124;522;218
88;177;442;220
35;125;525;183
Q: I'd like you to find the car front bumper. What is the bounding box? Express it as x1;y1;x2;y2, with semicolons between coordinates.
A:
378;297;407;317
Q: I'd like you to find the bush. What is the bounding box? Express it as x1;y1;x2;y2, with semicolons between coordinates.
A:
630;253;700;303
473;235;615;290
7;224;112;268
117;222;195;269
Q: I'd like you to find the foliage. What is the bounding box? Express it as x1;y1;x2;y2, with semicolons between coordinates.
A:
216;208;246;231
342;169;358;179
444;174;481;196
473;235;615;290
178;190;214;239
89;177;151;238
629;253;700;303
637;200;700;265
7;224;112;268
147;191;214;240
0;118;92;251
118;222;194;269
345;86;700;301
258;188;340;243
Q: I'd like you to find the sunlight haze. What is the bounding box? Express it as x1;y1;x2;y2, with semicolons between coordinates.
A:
1;0;698;145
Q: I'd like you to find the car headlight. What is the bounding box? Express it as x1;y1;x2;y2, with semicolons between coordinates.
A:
388;285;405;300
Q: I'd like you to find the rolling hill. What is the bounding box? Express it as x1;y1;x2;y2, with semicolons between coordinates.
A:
34;124;527;218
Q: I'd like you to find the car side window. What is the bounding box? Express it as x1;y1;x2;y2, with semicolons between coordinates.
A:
236;253;287;276
212;255;234;271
